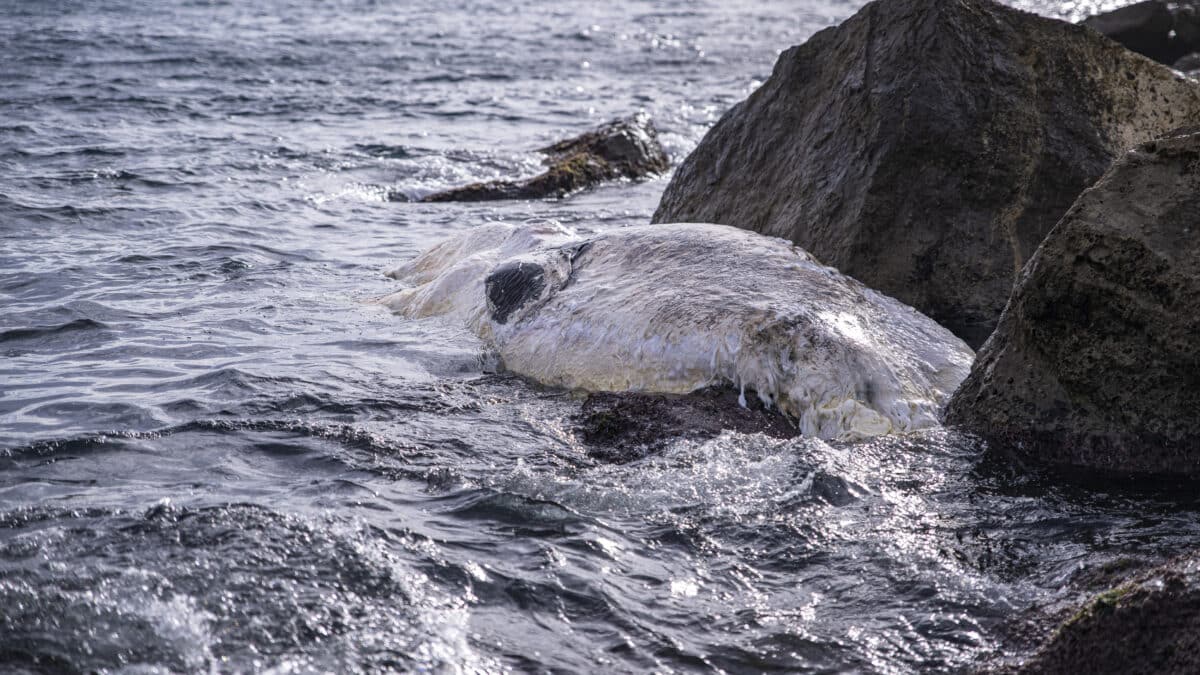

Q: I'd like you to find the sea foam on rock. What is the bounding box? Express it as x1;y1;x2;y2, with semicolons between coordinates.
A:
380;222;973;441
652;0;1200;348
945;131;1200;478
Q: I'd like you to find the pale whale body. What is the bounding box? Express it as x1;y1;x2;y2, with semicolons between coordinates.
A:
380;222;974;441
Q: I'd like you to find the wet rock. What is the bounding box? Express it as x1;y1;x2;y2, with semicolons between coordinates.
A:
1013;552;1200;674
576;387;799;463
945;131;1200;478
1082;1;1200;66
409;116;669;202
981;555;1171;673
652;0;1200;347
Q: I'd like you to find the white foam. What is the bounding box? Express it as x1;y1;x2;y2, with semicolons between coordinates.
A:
385;151;546;201
380;222;973;440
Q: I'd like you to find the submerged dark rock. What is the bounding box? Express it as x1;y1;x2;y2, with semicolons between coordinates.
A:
409;116;669;202
652;0;1200;347
1013;552;1200;674
576;387;799;463
1082;1;1200;66
945;131;1200;478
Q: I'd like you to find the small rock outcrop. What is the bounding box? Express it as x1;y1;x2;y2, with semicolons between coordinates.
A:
945;132;1200;478
1014;552;1200;674
1082;1;1200;66
406;116;669;202
652;0;1200;347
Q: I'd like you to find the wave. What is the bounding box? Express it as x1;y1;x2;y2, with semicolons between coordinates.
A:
0;318;108;344
0;501;491;673
0;377;490;459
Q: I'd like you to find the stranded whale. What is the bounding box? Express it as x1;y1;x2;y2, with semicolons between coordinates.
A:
380;222;973;441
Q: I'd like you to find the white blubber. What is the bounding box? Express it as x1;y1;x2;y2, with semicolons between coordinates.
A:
380;222;973;441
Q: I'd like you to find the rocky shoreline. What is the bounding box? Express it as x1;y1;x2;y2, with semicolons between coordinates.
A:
388;0;1200;668
652;0;1200;348
652;0;1200;666
984;549;1200;674
650;0;1199;667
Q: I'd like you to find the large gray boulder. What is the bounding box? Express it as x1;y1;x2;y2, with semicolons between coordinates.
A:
652;0;1200;347
945;131;1200;478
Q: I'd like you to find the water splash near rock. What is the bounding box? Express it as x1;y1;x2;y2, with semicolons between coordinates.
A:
394;115;671;202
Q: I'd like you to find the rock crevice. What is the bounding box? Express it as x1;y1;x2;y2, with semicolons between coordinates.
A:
945;131;1200;478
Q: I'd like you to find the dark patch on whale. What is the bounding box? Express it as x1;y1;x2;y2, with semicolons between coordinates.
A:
486;262;545;324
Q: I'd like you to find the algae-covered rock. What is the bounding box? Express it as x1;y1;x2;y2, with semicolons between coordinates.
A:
945;131;1200;478
406;116;669;202
1015;553;1200;674
653;0;1200;347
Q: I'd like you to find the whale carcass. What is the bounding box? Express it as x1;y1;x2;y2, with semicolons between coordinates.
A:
380;222;973;441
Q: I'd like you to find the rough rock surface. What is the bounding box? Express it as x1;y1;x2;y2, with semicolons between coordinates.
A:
577;387;800;463
1083;1;1200;66
380;222;973;442
1011;552;1200;674
652;0;1200;347
980;552;1173;672
945;132;1200;478
405;116;669;202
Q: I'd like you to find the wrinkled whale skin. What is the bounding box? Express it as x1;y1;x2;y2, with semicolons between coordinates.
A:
380;222;973;442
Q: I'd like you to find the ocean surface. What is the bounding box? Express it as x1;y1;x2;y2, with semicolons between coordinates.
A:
2;0;1193;672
